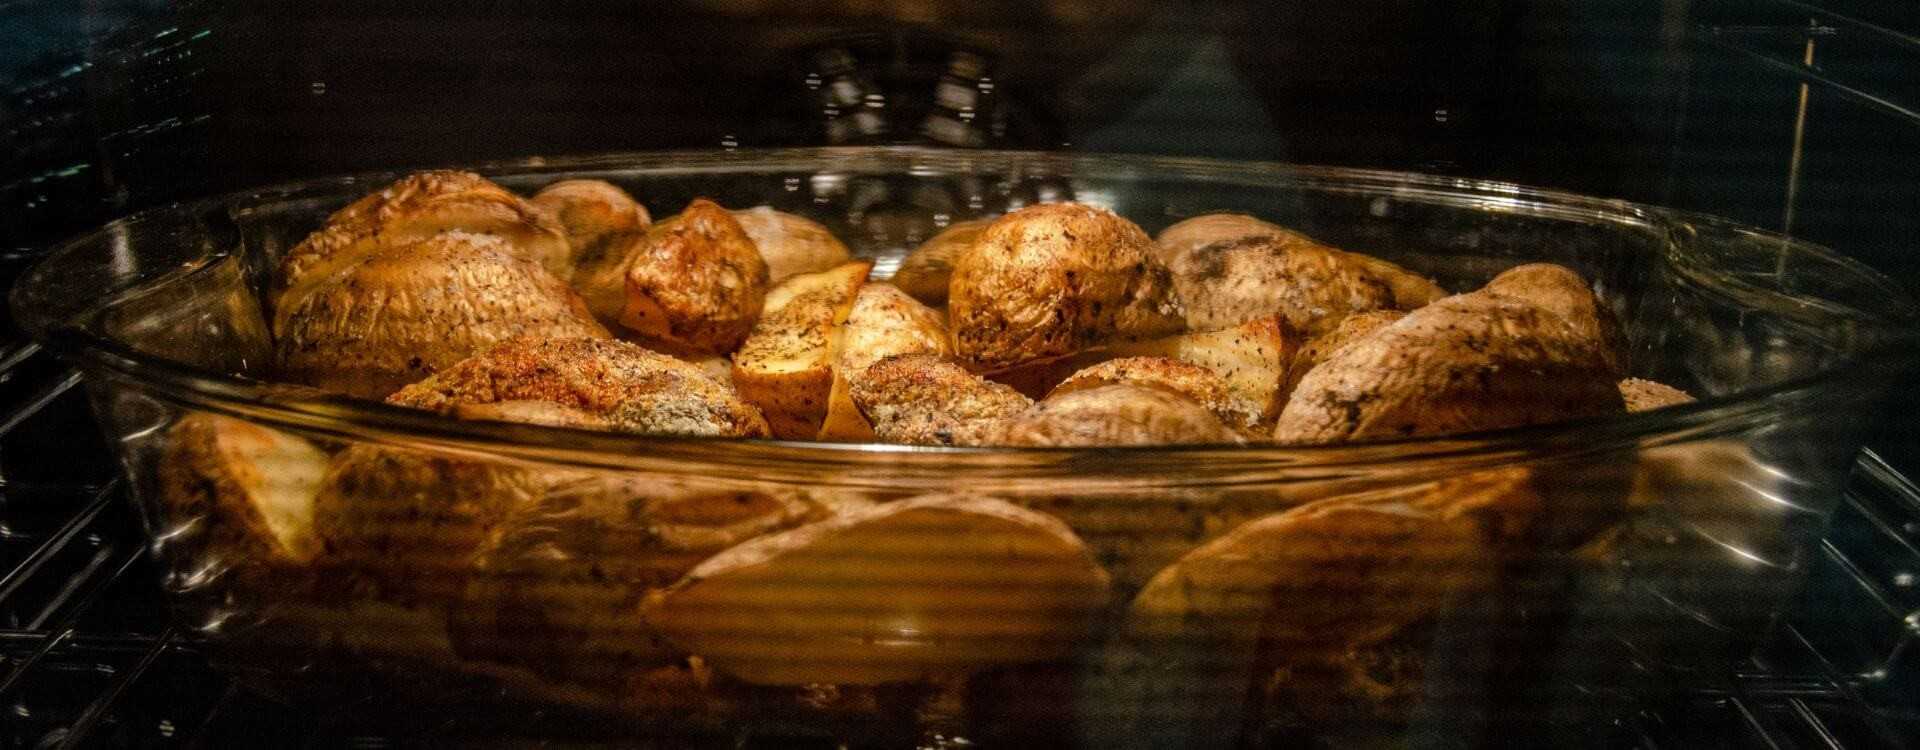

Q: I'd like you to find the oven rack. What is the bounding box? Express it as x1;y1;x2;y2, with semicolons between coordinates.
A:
0;341;1914;747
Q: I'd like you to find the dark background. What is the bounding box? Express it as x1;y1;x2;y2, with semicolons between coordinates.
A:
2;0;1916;461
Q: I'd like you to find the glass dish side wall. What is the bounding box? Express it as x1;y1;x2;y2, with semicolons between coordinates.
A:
18;151;1916;746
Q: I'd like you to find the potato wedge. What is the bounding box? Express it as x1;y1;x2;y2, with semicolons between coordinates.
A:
614;199;771;353
1049;357;1260;432
731;206;854;282
158;413;328;565
643;494;1111;686
1284;309;1407;397
1620;378;1694;412
531;179;650;266
988;315;1299;426
1156;213;1444;311
819;283;953;441
278;170;571;302
730;262;874;439
977;383;1241;447
890;218;991;306
1483;262;1626;370
950;203;1184;370
848;355;1033;446
450;474;834;688
274;232;610;399
1125;470;1537;734
1275;286;1624;444
1171;232;1395;336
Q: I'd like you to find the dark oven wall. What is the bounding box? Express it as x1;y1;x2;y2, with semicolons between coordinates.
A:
3;0;1915;456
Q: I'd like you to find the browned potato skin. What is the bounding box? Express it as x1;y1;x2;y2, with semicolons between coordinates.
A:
1283;309;1408;398
1157;213;1445;312
730;262;873;439
1050;357;1260;432
1275;280;1624;444
890;219;991;306
1128;470;1538;733
977;383;1242;447
157;413;327;568
389;337;769;438
641;493;1111;686
1483;262;1626;370
819;283;953;441
274;233;610;400
1171;233;1395;336
531;179;651;266
450;474;833;688
730;206;853;282
950;203;1184;370
614;199;771;354
278;170;571;302
848;354;1032;446
1620;378;1694;412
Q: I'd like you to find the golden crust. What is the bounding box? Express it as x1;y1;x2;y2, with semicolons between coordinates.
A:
1157;213;1445;313
1170;233;1395;336
729;262;873;439
274;232;609;400
891;219;991;306
730;206;853;282
1275;287;1624;444
848;354;1033;446
531;179;650;266
950;203;1184;370
1620;378;1694;412
818;283;953;441
616;199;771;353
278;170;571;303
1050;356;1260;432
388;336;769;438
979;383;1242;447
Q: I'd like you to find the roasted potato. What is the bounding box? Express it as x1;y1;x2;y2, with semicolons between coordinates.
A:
449;474;835;688
530;179;651;265
1049;357;1260;432
950;203;1184;370
1483;262;1627;370
819;283;953;441
389;336;770;438
158;412;328;567
274;232;609;399
977;383;1242;447
1275;272;1624;444
1156;213;1445;310
607;199;771;353
731;206;854;282
988;315;1300;426
1620;378;1694;412
1283;309;1408;397
642;494;1111;686
1124;470;1537;739
890;218;991;306
1170;232;1395;336
847;355;1033;446
278;170;571;301
730;262;873;439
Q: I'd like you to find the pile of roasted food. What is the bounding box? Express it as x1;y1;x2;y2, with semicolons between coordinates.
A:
160;170;1696;740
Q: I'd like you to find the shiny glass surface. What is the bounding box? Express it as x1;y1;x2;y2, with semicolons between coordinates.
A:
12;148;1917;746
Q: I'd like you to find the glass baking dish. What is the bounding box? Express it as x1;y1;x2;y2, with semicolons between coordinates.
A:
12;148;1917;746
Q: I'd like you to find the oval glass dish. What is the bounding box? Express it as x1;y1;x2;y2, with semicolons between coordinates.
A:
14;148;1918;747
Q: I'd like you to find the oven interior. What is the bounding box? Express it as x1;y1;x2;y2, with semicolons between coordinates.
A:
1;1;1917;745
